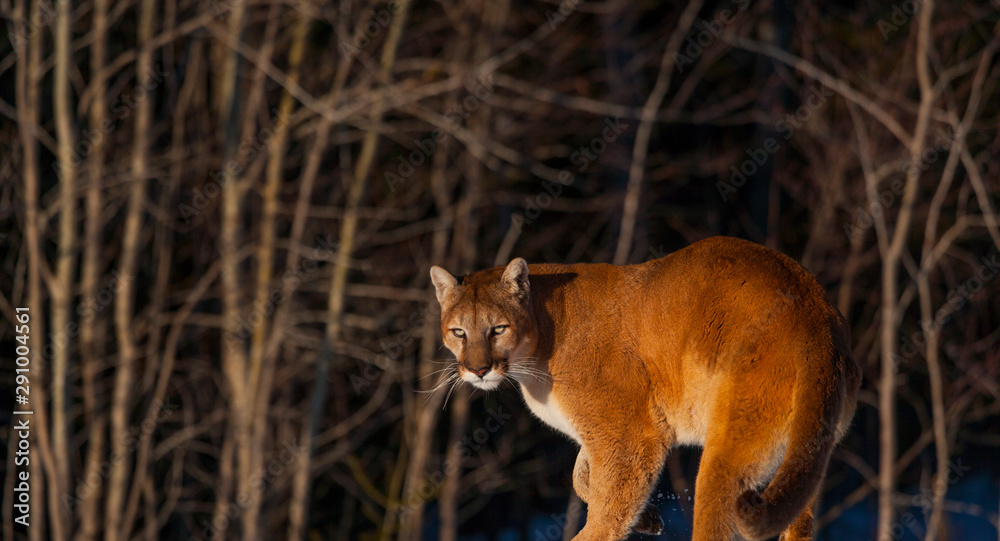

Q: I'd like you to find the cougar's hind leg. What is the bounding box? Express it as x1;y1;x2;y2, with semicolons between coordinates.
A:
693;380;791;541
778;493;818;541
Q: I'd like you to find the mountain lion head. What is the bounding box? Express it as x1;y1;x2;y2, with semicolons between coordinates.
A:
429;258;538;391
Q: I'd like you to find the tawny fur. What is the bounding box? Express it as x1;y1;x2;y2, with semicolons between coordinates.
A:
431;236;862;541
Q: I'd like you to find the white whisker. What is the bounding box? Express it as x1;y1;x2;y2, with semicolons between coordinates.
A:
507;365;553;384
419;372;458;402
442;376;462;410
417;366;457;381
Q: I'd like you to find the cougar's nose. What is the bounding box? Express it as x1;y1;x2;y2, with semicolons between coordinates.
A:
469;366;491;378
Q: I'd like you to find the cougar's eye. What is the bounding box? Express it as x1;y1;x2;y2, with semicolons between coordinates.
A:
492;325;508;336
451;329;465;338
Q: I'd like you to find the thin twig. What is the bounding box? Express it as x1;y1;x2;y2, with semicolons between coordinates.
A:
614;0;703;264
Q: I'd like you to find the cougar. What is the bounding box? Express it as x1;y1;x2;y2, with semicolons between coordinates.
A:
430;236;861;541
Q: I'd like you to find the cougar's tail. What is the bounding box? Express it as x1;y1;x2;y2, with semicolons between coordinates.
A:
733;349;851;540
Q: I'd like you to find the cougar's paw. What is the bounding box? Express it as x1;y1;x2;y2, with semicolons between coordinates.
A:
632;503;663;535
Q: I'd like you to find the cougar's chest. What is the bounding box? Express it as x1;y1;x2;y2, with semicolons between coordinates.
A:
519;383;582;443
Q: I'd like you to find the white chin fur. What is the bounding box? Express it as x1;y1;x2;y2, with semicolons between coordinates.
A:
463;371;503;390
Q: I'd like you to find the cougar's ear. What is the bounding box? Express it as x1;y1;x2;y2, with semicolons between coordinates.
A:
430;266;459;305
501;258;530;298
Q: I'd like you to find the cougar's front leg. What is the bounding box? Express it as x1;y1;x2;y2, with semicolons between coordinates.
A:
572;435;667;541
574;446;663;536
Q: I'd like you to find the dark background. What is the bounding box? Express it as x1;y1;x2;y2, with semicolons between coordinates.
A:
1;0;999;540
